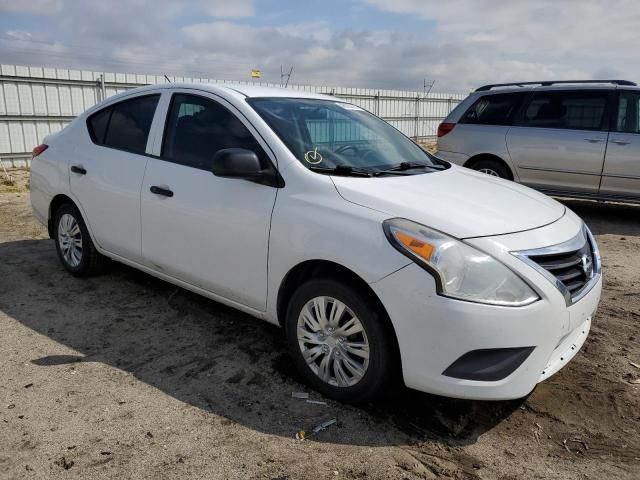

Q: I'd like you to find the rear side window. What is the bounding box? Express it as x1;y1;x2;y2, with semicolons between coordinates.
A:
615;91;640;134
460;93;526;126
161;93;268;171
521;91;608;131
87;108;111;144
86;94;160;154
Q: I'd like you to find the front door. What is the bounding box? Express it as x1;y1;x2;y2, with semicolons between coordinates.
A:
506;89;609;195
140;92;278;311
600;90;640;200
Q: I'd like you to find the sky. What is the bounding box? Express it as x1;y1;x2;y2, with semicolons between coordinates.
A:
0;0;636;93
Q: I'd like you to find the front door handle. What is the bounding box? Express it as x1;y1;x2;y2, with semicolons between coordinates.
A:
584;138;603;143
611;139;631;146
70;165;87;175
150;185;174;197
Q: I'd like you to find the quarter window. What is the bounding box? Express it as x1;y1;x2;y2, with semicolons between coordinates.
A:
460;93;526;126
87;107;111;144
162;93;267;170
615;91;640;134
86;94;160;154
521;91;607;131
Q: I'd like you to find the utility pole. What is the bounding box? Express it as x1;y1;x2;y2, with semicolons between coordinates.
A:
281;65;294;88
420;79;436;143
423;79;435;96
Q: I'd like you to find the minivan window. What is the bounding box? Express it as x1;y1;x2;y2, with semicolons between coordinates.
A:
615;91;640;134
460;92;526;126
162;93;267;170
521;91;607;131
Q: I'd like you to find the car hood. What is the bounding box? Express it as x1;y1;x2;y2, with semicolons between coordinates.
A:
331;166;565;239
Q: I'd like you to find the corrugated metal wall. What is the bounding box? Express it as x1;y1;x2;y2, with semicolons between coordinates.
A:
0;64;466;167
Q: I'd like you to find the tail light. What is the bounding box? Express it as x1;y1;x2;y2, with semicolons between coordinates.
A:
32;144;48;158
437;122;456;138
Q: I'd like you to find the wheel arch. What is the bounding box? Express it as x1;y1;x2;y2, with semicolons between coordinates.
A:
47;194;98;250
47;194;76;238
464;153;514;180
276;259;401;366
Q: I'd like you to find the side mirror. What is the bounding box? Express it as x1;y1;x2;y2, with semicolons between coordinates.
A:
211;148;263;179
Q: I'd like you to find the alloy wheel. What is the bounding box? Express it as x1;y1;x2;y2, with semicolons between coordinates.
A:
57;213;83;267
297;296;370;387
478;167;500;177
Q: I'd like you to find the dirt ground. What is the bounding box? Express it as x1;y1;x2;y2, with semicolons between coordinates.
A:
1;168;639;480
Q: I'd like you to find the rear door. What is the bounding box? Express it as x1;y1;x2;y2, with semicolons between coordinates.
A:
70;93;161;262
506;90;610;194
600;90;640;200
437;92;527;166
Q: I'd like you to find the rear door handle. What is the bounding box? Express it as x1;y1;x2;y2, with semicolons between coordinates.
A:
150;185;174;197
611;139;631;145
70;165;87;175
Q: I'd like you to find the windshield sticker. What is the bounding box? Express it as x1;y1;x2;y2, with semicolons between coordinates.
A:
304;147;323;165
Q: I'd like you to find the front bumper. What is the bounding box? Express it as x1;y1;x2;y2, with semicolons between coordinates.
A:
370;211;602;400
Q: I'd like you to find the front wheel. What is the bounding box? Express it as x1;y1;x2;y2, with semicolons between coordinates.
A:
54;203;107;276
285;278;395;403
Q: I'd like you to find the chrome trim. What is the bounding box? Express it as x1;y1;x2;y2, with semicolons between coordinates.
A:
511;225;601;306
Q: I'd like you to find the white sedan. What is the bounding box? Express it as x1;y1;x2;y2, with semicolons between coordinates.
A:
30;83;602;402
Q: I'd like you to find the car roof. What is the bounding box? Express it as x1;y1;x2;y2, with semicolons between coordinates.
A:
83;82;339;117
473;82;640;96
112;82;334;100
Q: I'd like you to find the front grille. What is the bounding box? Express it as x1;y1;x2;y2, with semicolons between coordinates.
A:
527;238;595;300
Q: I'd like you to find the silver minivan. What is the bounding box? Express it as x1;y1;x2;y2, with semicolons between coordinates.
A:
436;80;640;203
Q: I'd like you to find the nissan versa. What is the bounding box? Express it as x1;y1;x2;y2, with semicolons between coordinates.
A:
30;84;602;402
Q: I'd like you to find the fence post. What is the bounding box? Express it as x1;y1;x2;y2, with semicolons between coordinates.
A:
414;95;420;141
375;91;380;116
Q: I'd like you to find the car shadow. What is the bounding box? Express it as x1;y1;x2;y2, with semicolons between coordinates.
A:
559;198;640;237
0;239;522;448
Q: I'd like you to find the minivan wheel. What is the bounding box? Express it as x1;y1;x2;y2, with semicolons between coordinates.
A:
285;278;394;403
471;159;512;180
54;203;107;276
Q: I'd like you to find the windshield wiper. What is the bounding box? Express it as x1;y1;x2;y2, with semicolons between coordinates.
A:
308;165;374;177
385;161;446;172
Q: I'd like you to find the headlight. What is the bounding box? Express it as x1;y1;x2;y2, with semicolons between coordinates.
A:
383;218;539;307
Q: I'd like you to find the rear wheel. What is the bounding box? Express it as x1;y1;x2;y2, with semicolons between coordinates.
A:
470;158;512;180
285;278;395;403
53;203;107;276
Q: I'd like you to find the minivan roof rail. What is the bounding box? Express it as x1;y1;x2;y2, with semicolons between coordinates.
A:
475;80;637;92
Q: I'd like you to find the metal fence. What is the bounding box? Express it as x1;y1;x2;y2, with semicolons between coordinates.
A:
0;64;466;167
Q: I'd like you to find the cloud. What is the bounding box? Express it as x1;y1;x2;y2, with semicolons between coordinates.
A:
1;1;639;92
362;0;640;84
0;0;63;14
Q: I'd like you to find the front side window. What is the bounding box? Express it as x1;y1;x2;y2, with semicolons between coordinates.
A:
460;92;526;126
615;91;640;134
248;98;439;171
162;93;267;170
521;91;607;131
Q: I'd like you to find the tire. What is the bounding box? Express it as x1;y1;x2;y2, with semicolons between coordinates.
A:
470;158;512;180
285;278;395;403
53;203;107;277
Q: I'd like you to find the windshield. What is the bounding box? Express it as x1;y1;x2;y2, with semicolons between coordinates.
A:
247;98;440;172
